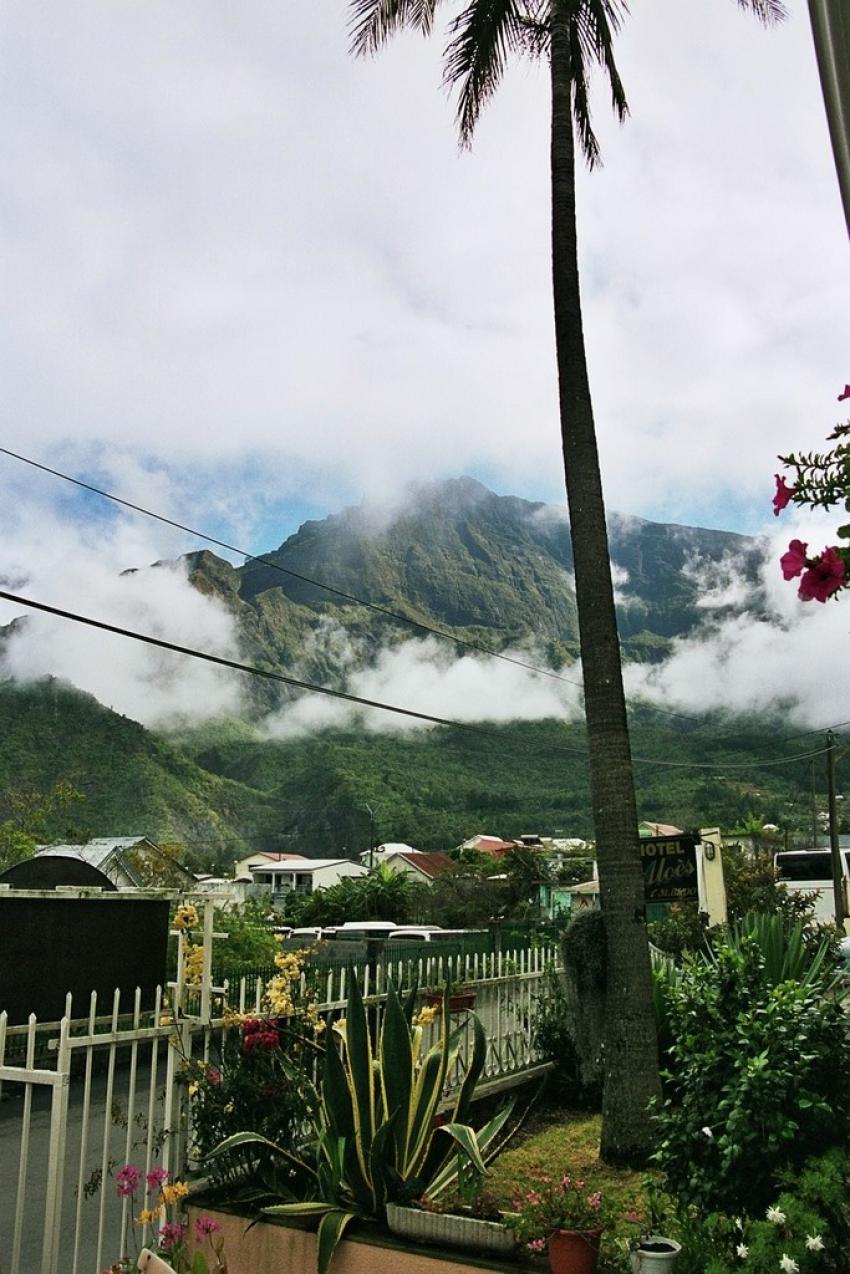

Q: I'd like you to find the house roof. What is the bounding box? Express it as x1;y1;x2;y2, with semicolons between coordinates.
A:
246;852;308;862
33;837;195;888
640;821;684;838
249;859;366;875
386;851;454;879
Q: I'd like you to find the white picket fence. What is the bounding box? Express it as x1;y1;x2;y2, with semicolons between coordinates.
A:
0;943;559;1274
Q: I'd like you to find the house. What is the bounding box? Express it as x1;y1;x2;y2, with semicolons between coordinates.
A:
12;837;197;891
233;851;308;881
249;858;367;896
379;850;454;885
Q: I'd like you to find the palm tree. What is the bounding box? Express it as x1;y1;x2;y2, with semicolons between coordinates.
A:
348;0;785;1162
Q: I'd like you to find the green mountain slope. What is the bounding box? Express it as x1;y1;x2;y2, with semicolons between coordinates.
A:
0;679;281;866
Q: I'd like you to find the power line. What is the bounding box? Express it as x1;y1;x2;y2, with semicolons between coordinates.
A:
0;447;590;691
0;588;833;780
0;588;596;752
0;445;718;726
6;449;847;744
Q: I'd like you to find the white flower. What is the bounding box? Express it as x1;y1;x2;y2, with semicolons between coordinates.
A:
805;1234;825;1252
779;1256;799;1274
736;1243;749;1259
766;1206;787;1225
734;1217;744;1231
701;1126;714;1139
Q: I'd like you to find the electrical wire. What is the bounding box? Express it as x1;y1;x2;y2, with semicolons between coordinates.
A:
0;445;723;727
0;588;595;751
0;447;590;691
0;587;834;778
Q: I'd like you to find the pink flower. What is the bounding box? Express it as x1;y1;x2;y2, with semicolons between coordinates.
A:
241;1018;262;1035
838;385;850;402
159;1222;185;1249
194;1215;222;1241
780;539;808;581
115;1164;141;1198
526;1239;546;1253
526;1190;541;1205
206;1067;222;1086
773;474;796;516
587;1192;603;1211
561;1176;571;1188
798;547;846;603
146;1167;170;1192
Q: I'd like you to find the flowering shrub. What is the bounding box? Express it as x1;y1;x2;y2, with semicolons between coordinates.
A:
186;943;322;1190
774;389;850;603
654;936;850;1215
507;1175;612;1249
672;1149;850;1273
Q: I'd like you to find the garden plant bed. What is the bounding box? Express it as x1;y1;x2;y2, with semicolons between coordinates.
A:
186;1201;536;1274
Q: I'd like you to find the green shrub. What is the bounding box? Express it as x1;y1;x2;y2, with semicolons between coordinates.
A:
654;936;850;1215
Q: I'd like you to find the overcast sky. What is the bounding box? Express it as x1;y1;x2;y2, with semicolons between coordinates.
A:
0;0;848;730
2;0;847;548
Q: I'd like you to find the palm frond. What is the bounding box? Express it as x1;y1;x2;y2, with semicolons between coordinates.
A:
736;0;787;25
443;0;528;147
565;0;629;167
349;0;440;58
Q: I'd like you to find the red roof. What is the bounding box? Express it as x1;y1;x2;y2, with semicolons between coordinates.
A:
392;851;454;879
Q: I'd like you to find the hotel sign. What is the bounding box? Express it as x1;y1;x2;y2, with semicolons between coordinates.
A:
640;833;699;904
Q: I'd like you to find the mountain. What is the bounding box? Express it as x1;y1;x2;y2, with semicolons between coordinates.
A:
0;679;285;866
0;681;836;863
184;477;764;700
1;479;803;868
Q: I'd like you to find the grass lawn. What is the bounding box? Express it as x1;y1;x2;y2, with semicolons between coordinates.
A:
486;1108;652;1273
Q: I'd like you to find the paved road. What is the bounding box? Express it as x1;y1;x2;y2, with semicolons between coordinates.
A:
0;1061;163;1274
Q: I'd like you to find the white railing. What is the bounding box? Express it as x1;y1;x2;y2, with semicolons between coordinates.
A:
0;943;560;1274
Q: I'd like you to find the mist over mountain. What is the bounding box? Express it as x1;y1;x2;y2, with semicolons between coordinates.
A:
183;477;764;706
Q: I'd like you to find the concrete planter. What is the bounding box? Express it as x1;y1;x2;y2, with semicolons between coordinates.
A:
385;1202;515;1255
186;1202;519;1274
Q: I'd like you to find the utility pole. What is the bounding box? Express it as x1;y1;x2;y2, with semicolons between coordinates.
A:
826;730;845;926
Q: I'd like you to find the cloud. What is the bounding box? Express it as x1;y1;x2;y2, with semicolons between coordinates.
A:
0;0;846;535
264;633;585;738
0;483;244;726
625;513;850;728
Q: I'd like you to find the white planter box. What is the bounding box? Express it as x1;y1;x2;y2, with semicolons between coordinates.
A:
385;1202;516;1255
630;1236;681;1273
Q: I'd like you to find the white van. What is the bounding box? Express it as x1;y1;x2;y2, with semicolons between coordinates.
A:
332;921;399;941
773;849;850;923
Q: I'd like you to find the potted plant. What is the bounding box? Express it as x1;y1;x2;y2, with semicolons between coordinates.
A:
626;1180;681;1271
508;1175;611;1274
423;982;477;1014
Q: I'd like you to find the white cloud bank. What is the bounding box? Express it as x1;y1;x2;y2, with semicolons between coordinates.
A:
0;485;245;727
625;514;850;729
265;634;585;737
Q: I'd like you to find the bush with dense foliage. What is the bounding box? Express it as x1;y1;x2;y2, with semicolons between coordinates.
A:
653;933;850;1216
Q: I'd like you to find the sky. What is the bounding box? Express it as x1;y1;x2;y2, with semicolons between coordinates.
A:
0;0;848;731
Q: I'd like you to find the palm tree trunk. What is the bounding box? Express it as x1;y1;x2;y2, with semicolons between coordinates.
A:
549;1;660;1163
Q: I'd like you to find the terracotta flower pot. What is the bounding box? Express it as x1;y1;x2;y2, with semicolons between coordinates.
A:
423;991;477;1013
548;1227;603;1274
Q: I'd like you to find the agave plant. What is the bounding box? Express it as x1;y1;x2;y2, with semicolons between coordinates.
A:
261;977;512;1274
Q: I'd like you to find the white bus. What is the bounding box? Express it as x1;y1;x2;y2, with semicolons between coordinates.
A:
773;849;850;923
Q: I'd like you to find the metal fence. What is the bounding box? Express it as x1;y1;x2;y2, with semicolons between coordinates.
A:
0;933;559;1274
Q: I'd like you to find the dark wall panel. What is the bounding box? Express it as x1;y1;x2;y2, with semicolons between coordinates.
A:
0;897;170;1023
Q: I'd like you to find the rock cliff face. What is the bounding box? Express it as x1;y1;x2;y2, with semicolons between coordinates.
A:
185;477;763;698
